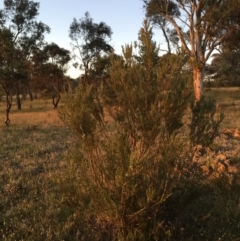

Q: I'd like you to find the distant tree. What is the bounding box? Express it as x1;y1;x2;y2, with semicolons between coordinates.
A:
211;47;240;87
145;5;179;53
90;54;111;78
0;0;50;110
43;43;71;108
31;43;71;108
29;45;48;99
0;29;15;126
210;8;240;87
69;12;113;83
143;0;240;100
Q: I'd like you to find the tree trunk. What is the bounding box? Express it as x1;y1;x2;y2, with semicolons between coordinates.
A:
52;95;61;108
16;80;21;110
28;89;33;101
193;67;204;101
5;92;12;127
16;95;21;110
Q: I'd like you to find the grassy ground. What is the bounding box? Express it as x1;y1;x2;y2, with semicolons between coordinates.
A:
0;98;63;127
0;98;77;240
205;87;240;129
0;88;240;240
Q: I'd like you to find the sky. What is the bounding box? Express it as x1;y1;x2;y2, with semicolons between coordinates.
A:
1;0;165;78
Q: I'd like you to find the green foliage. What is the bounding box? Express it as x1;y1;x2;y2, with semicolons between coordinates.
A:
41;89;51;99
189;96;224;149
0;0;50;117
2;0;50;48
211;47;240;87
31;42;71;108
143;0;240;100
163;173;240;240
59;20;192;240
0;97;239;240
90;54;111;78
59;17;239;241
69;11;113;78
59;44;240;239
60;84;103;142
158;53;191;135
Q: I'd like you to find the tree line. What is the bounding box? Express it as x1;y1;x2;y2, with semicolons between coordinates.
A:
0;0;240;126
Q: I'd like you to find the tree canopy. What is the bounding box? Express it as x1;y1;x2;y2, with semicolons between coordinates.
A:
0;0;50;99
30;42;71;107
0;0;50;124
69;12;113;82
143;0;240;100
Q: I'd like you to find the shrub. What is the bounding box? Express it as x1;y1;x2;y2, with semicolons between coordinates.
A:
59;21;192;240
189;96;224;150
58;21;239;241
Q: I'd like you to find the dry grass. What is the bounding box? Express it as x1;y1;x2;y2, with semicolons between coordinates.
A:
204;87;240;130
0;98;77;240
0;89;239;240
0;88;239;129
0;98;63;127
8;109;63;127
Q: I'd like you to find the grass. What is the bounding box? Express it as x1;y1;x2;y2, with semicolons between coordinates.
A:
0;89;240;240
204;87;240;129
205;87;240;104
0;98;63;127
0;98;77;240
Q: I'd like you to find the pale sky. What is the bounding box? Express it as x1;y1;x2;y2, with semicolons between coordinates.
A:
1;0;165;78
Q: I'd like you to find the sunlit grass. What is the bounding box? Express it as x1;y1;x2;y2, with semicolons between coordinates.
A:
204;87;240;130
205;87;240;103
0;98;76;240
0;89;239;240
0;98;63;127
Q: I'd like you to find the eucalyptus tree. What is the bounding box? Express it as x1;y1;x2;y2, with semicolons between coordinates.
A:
0;29;16;126
143;0;240;100
42;43;71;108
210;9;240;86
69;12;113;83
211;46;240;86
31;43;71;108
0;0;50;110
